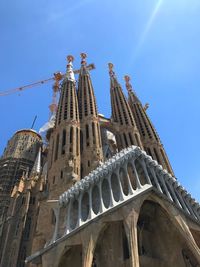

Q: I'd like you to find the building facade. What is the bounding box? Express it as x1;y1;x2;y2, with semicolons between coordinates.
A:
1;54;200;267
0;129;41;261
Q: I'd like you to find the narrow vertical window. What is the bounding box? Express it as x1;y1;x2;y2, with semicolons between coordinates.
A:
154;148;161;164
86;124;89;146
50;140;54;167
135;134;141;147
24;217;31;240
54;134;59;161
80;130;83;153
92;122;96;144
123;133;128;147
76;128;79;156
62;129;66;155
129;133;134;145
70;127;73;152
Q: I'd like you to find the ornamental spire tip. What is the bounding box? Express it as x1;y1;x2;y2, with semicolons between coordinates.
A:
80;53;87;66
65;54;75;82
67;55;74;63
124;75;132;92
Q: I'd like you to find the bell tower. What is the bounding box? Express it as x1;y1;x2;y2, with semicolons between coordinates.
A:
48;55;80;199
125;75;174;175
109;63;143;151
77;53;103;177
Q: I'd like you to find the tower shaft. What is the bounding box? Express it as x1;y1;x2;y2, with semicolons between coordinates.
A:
109;63;143;151
125;75;174;175
77;53;103;177
48;56;80;199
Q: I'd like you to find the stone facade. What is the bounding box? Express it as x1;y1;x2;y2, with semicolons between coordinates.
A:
1;54;200;267
0;129;41;262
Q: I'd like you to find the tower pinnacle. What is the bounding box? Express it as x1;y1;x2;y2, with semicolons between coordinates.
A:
108;63;118;87
77;53;103;177
124;75;140;103
125;75;174;175
80;52;87;66
124;75;132;91
108;64;143;150
65;55;75;82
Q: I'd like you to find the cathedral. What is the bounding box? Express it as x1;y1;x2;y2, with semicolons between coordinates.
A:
0;53;200;267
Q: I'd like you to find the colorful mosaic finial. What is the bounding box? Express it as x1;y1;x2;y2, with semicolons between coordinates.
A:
124;75;132;92
66;55;75;82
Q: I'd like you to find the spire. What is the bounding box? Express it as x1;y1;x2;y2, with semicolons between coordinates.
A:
80;53;89;75
78;53;98;118
108;63;143;150
31;147;41;175
65;55;75;82
49;55;80;198
77;53;103;177
125;75;174;175
108;62;119;88
124;75;140;103
56;55;79;126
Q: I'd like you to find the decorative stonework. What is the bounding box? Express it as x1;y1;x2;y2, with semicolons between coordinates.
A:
44;145;200;245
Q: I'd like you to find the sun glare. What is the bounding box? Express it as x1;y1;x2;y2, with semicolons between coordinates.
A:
132;0;164;61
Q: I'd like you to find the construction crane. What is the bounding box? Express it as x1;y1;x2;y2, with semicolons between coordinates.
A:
0;72;63;116
0;59;95;116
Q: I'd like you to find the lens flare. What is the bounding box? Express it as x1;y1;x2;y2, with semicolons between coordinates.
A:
132;0;164;61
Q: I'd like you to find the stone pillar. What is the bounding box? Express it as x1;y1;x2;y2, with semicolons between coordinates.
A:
125;211;140;267
82;236;94;267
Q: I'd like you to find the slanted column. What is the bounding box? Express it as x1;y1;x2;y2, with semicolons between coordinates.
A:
88;186;95;220
125;212;140;267
78;193;83;227
132;161;142;189
140;159;152;185
115;167;125;201
108;173;115;207
165;177;182;208
124;162;134;194
82;237;94;267
52;206;60;242
174;185;190;214
65;203;70;234
66;200;72;234
149;167;163;193
181;191;199;219
98;180;106;213
82;230;101;267
156;171;172;200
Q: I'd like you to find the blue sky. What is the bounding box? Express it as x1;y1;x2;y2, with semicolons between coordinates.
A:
0;0;200;201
